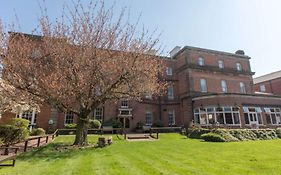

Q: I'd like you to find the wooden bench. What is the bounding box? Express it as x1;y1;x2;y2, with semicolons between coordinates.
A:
142;125;151;132
102;126;113;134
0;147;19;167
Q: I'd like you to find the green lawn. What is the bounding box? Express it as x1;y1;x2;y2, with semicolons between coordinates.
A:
1;133;281;175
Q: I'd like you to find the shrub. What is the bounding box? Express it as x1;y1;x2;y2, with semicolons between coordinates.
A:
188;128;281;142
65;123;77;129
136;121;144;130
152;120;164;127
89;119;101;129
0;125;28;145
201;133;225;142
187;128;210;139
30;128;46;136
103;119;122;128
276;128;281;138
213;129;239;142
11;118;30;128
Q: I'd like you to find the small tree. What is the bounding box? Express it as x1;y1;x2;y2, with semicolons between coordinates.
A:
0;1;165;146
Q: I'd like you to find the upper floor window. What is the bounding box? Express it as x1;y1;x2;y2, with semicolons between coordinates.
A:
166;67;173;76
218;60;224;69
236;63;242;71
200;79;207;92
240;82;246;94
260;85;266;92
94;107;103;121
167;86;174;100
221;80;228;92
121;100;129;108
198;57;205;66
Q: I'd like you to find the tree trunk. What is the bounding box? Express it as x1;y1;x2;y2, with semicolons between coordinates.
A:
73;112;89;146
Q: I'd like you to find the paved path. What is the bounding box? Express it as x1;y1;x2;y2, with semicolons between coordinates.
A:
1;135;56;155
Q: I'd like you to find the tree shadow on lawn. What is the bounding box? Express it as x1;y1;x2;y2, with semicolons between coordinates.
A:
18;142;98;162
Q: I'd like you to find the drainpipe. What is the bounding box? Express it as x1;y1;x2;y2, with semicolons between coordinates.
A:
158;96;162;120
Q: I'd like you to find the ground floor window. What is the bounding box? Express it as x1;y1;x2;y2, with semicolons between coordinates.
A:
264;107;281;125
65;112;75;124
168;110;175;126
94;107;103;121
243;107;263;125
145;112;152;126
194;106;240;125
16;110;37;131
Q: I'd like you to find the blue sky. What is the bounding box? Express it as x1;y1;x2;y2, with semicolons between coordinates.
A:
0;0;280;77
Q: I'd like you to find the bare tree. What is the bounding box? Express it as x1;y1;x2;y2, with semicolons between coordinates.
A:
0;1;165;146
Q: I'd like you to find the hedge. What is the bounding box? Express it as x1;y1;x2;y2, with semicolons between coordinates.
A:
30;128;46;136
201;133;226;142
187;128;281;142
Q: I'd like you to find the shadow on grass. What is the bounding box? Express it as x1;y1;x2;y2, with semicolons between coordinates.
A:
18;142;97;162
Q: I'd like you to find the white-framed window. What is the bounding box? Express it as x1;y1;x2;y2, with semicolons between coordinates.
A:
167;86;174;100
264;107;281;125
198;57;205;66
17;110;37;126
94;107;103;121
145;111;153;126
243;107;263;125
200;79;207;92
260;85;266;92
240;82;246;94
168;110;176;126
121;100;129;108
16;109;37;131
218;60;224;69
194;106;240;125
64;112;75;124
221;80;228;92
236;63;242;71
166;67;173;76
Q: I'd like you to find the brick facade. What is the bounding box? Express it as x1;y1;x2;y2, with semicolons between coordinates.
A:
1;44;281;131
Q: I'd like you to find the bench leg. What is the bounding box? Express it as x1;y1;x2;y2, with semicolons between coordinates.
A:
12;159;16;167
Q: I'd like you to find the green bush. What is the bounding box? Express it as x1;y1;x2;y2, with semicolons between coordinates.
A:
11;118;30;128
187;128;210;139
187;128;281;142
201;133;225;142
103;119;122;128
89;119;101;129
152;120;164;127
30;128;46;136
65;123;77;129
136;121;144;130
0;124;29;145
276;128;281;138
213;129;239;142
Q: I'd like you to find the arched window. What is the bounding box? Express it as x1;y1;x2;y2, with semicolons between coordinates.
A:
240;82;246;93
218;60;224;69
221;80;228;92
200;79;207;92
198;57;205;66
236;63;242;71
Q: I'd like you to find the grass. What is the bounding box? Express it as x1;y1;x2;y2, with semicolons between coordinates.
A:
1;133;281;175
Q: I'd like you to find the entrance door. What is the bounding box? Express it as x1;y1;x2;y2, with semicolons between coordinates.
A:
249;113;258;125
118;117;130;129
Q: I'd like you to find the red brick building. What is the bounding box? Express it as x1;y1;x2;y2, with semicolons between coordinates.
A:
1;45;281;131
253;70;281;96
